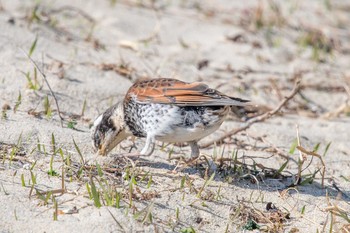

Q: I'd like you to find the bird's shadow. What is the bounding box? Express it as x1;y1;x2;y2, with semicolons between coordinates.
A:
109;154;350;202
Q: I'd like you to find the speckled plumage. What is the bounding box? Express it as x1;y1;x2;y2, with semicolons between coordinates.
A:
91;78;249;157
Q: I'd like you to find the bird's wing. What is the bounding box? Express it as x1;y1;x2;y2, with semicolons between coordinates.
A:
126;78;249;106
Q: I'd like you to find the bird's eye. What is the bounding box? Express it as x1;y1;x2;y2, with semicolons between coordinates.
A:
94;131;103;148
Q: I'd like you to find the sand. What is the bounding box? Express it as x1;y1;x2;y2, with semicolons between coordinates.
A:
0;0;349;232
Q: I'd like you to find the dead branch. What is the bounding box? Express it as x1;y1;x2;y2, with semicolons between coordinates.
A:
296;145;326;188
21;49;64;127
200;75;301;148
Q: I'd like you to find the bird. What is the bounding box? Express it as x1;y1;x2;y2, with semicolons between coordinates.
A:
91;78;249;158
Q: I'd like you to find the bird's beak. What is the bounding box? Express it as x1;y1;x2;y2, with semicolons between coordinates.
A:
97;144;107;156
94;128;131;156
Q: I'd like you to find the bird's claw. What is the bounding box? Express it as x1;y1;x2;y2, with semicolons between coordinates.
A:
120;152;142;160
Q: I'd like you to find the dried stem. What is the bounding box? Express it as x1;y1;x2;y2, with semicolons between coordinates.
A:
21;49;64;127
200;75;302;148
296;145;326;188
295;124;304;183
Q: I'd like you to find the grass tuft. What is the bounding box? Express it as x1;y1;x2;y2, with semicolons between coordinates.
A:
89;177;102;208
28;36;38;57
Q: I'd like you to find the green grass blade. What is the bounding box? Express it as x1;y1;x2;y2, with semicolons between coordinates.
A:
323;142;332;157
21;174;26;187
96;163;103;177
29;36;38;57
51;133;56;155
275;160;289;177
14;91;22;113
73;138;84;164
86;183;92;199
90;177;101;208
313;143;320;152
289;139;298;154
147;175;152;189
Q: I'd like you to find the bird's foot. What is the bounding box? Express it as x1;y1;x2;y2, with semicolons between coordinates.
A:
184;153;214;166
182;155;201;166
120;152;142;160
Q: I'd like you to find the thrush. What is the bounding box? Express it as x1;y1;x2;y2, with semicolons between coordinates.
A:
91;78;249;157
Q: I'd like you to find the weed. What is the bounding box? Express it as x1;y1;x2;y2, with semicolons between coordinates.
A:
23;68;40;91
297;145;326;187
146;175;152;189
323;142;332;157
1;183;9;195
324;194;350;232
30;171;37;185
51;133;56;155
289;138;298;154
81;99;87;116
47;155;58;176
215;185;222;201
128;175;137;208
243;219;260;230
100;179;116;206
89;177;102;208
230;202;289;232
72;138;84;164
28;36;38;57
13;91;22;113
180;227;196;233
43;95;52;118
53;197;58;221
35;138;41;153
180;175;186;189
196;172;215;199
27;4;42;24
274;160;289;178
21;174;25;187
67;120;77;129
298;29;334;62
240;1;286;31
115;192;121;208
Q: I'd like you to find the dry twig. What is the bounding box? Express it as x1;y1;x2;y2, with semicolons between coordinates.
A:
296;145;326;188
295;125;304;183
21;49;64;127
200;75;302;148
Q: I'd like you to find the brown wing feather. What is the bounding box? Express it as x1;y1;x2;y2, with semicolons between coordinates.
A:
126;78;249;106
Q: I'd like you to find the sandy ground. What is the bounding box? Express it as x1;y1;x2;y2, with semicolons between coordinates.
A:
0;0;350;232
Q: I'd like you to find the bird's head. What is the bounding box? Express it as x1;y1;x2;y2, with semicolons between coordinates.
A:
91;102;131;156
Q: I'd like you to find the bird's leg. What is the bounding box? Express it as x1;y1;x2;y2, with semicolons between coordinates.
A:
188;141;200;158
178;141;200;166
120;135;155;159
140;135;155;156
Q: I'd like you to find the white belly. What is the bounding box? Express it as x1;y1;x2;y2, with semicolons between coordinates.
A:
156;122;222;143
137;103;228;142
